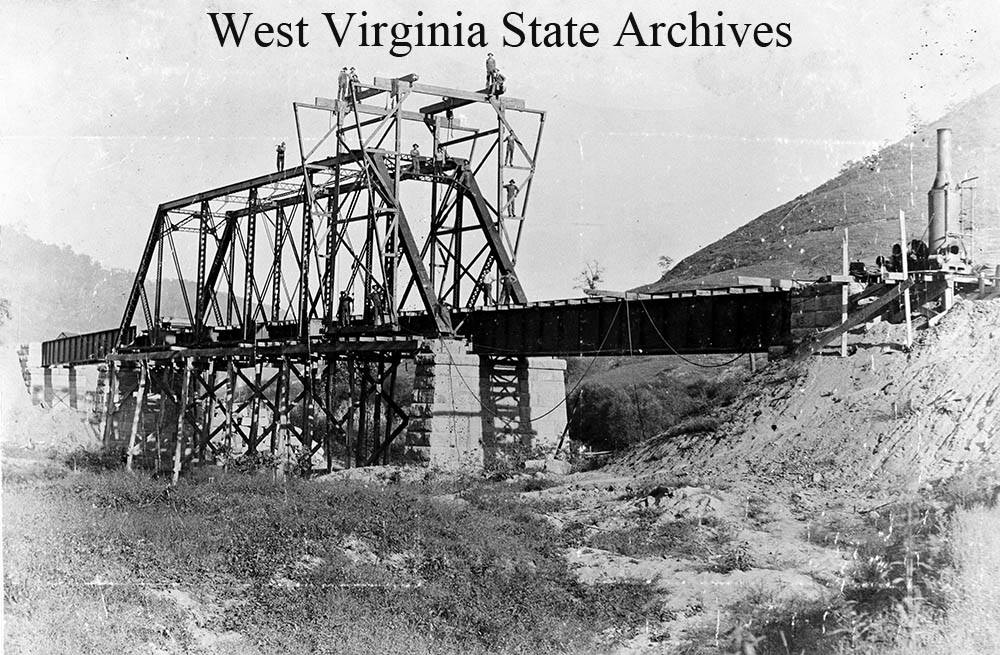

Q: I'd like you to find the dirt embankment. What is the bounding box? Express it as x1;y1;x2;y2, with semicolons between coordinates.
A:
618;297;1000;489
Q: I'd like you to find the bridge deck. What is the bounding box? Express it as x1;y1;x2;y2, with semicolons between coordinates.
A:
41;287;790;366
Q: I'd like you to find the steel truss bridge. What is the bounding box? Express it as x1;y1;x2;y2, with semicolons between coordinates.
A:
41;74;792;477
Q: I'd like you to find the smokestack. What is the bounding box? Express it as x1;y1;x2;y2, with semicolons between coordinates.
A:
933;128;953;188
928;128;952;254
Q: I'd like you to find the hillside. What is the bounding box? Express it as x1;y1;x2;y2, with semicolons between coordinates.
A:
617;296;1000;486
641;84;1000;291
0;227;191;343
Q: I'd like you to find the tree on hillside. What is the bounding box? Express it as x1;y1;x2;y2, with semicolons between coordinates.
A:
658;255;674;273
575;260;604;291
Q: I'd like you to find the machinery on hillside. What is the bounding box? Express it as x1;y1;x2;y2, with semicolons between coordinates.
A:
851;127;984;284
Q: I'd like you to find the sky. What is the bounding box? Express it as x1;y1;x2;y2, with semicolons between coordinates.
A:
2;0;1000;300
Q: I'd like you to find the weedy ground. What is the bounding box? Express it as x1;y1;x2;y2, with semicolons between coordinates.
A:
2;447;659;655
4;443;999;655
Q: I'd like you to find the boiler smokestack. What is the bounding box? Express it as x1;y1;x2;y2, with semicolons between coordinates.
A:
928;128;953;254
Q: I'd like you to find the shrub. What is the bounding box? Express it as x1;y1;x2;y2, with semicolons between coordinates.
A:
61;444;125;472
567;383;669;450
567;368;748;450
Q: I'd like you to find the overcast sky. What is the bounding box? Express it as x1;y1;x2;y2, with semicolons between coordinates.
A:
2;0;999;299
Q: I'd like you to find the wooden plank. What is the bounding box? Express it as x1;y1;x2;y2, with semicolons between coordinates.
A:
898;210;913;349
841;228;849;357
172;358;192;483
374;76;529;108
125;362;148;472
793;279;914;361
737;276;794;289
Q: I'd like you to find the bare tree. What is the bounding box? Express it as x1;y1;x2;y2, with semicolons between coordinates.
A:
576;260;605;291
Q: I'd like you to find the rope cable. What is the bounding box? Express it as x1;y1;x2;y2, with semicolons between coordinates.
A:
436;303;624;423
636;298;749;368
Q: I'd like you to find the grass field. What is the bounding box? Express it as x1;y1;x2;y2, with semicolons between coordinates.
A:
2;454;659;655
4;443;998;655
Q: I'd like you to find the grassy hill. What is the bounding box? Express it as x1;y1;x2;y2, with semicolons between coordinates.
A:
641;84;1000;291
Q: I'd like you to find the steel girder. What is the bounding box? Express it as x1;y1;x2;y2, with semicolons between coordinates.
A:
116;75;546;352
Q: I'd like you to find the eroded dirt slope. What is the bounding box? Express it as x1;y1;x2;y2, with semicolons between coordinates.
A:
618;297;1000;488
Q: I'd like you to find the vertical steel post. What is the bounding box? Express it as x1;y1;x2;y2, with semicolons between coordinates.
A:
453;199;463;306
243;189;259;342
326;107;343;325
390;88;402;321
227;231;236;326
154;225;164;342
272;207;285;320
196;202;210;340
299;174;314;340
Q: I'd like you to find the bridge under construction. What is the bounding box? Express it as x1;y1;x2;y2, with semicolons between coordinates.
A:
41;74;792;477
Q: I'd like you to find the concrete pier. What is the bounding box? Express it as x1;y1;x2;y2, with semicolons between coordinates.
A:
405;340;567;470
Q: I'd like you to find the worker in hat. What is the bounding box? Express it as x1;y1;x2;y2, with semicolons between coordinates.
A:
491;69;506;97
275;141;286;172
485;53;496;87
337;291;354;325
503;179;518;217
349;67;359;95
504;132;518;166
410;143;421;173
337;67;349;100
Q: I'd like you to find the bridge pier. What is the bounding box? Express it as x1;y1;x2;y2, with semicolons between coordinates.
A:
42;367;54;407
405;340;567;470
68;366;79;409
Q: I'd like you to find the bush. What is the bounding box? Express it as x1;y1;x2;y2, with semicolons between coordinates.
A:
567;369;747;450
61;444;125;472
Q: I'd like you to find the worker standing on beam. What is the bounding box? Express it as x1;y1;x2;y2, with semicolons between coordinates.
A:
349;67;359;98
368;289;384;326
410;143;421;173
485;53;496;87
491;70;506;98
337;67;349;100
337;291;354;325
503;179;519;217
275;142;285;172
499;273;516;304
504;132;518;166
